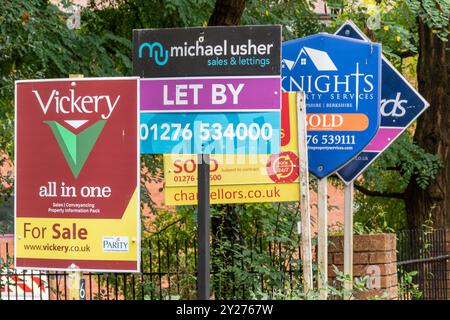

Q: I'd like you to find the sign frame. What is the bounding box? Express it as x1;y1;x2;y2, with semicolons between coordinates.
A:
14;77;141;273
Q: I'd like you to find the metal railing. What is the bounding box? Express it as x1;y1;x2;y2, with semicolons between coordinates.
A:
397;229;448;300
1;237;303;300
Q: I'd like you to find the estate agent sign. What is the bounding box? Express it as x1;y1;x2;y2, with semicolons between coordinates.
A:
282;34;382;178
15;78;140;272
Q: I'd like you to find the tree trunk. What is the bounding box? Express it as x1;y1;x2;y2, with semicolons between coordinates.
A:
405;19;450;229
208;0;246;26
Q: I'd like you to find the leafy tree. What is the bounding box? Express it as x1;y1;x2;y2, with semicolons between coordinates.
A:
324;0;448;231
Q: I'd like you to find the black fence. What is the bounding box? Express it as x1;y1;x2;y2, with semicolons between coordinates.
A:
397;229;448;300
1;237;303;300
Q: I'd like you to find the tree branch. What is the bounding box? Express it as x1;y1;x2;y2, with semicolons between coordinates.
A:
354;183;405;200
398;50;417;59
151;217;185;237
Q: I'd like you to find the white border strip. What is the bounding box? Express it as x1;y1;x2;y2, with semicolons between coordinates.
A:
139;75;280;81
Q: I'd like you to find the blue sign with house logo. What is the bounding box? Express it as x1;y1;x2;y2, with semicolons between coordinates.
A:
334;21;430;184
282;33;382;178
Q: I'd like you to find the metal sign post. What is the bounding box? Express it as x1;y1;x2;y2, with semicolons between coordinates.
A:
343;181;354;299
296;92;313;293
197;154;210;300
317;177;328;299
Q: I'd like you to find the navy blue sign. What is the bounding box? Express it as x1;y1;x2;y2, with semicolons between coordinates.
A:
335;21;430;184
282;34;381;178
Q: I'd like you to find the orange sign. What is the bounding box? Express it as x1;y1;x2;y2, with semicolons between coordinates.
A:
306;113;369;131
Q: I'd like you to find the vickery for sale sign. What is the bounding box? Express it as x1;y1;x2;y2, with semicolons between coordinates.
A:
15;78;140;272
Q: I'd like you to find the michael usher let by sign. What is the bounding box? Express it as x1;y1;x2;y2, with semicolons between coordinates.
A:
135;25;282;155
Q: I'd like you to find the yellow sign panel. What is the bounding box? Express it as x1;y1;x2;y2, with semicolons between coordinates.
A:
164;92;300;205
15;191;139;263
165;183;300;205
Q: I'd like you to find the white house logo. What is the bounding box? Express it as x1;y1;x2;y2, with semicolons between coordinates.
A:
138;42;169;66
102;236;129;252
283;47;337;71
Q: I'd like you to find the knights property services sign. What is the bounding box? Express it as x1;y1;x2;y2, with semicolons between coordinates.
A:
282;34;381;178
15;78;140;272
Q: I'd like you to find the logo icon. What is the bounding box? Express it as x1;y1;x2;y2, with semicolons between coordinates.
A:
45;120;106;178
102;236;129;252
266;151;299;183
283;47;337;71
138;42;169;66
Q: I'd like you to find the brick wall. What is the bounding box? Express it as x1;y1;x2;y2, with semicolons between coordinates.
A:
0;234;14;263
328;233;398;299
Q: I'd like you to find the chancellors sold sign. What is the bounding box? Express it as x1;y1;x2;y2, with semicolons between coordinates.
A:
15;78;140;272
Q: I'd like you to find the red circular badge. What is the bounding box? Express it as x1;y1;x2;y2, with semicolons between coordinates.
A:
266;151;299;183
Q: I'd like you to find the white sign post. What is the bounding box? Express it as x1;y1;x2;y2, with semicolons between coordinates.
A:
317;178;328;299
296;92;313;294
343;182;354;299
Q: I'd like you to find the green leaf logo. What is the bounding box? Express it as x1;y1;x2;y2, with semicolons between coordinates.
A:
45;120;106;178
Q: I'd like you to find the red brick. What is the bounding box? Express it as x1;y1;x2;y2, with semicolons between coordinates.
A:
353;264;370;276
369;251;395;264
334;253;344;265
378;274;397;288
328;236;343;252
366;263;397;275
353;235;372;252
354;252;369;264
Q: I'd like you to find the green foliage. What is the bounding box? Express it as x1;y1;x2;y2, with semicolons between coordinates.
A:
406;0;450;40
87;0;213;36
242;0;323;40
249;265;372;300
352;132;442;232
0;256;14;300
0;0;133;191
398;270;423;299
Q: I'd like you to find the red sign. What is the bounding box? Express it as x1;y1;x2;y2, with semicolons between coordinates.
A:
266;151;299;183
15;78;140;272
